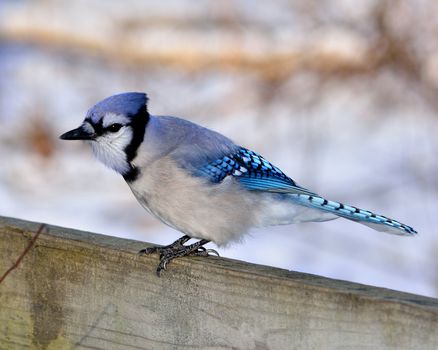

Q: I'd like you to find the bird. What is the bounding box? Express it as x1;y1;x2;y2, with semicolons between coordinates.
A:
60;92;417;276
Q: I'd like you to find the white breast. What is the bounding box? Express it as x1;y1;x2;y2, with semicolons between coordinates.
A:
127;155;266;246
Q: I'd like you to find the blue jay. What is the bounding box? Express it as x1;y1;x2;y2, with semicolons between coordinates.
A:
60;92;417;276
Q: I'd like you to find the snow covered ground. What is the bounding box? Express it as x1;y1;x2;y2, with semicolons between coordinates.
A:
1;0;437;297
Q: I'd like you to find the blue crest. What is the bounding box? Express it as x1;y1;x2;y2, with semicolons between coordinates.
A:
86;92;148;123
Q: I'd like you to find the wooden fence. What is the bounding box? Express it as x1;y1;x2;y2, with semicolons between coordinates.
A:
1;216;437;350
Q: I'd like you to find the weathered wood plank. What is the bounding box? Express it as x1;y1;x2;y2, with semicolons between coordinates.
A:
1;216;437;350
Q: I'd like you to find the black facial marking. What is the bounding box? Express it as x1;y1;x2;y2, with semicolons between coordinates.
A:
86;117;104;135
123;165;140;182
124;104;149;162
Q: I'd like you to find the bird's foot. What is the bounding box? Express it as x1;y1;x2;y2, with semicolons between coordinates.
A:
139;236;219;276
139;234;191;257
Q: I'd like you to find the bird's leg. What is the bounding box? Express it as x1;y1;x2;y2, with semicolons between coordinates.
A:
139;236;219;276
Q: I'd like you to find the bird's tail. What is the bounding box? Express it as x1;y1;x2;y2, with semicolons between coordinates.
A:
294;194;417;236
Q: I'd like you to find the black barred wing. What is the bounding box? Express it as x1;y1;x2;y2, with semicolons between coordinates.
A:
199;147;316;196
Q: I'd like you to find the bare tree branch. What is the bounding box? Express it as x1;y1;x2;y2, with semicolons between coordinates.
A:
0;223;47;284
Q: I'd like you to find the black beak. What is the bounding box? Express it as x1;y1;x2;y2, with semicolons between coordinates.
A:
60;125;95;141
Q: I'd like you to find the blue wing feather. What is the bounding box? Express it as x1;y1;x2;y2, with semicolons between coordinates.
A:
198;147;316;196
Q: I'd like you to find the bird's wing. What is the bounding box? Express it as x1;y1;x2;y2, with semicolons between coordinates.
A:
197;147;317;196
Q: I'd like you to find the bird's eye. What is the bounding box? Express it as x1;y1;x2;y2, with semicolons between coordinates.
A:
107;123;122;132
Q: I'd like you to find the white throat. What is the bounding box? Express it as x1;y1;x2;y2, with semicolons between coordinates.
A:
90;128;133;175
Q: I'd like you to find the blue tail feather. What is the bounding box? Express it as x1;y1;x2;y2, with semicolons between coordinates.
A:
295;194;417;236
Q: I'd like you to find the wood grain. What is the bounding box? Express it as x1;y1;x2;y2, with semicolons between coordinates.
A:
1;216;437;350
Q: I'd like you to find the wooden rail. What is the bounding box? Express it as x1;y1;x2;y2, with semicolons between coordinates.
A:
1;216;437;350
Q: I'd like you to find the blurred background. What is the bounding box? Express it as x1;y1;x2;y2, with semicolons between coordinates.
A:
0;0;437;297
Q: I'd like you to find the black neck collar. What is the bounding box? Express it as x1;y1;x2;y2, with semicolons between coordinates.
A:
123;105;149;182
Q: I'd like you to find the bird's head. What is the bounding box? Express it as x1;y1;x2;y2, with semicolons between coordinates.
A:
60;92;149;177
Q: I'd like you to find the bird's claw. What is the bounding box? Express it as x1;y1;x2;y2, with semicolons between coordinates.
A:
188;247;220;257
156;256;170;277
206;248;220;257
